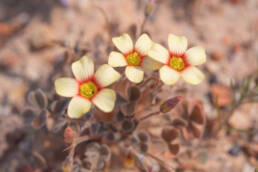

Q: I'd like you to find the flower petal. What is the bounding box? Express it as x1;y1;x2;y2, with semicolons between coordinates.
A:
148;43;169;64
185;46;206;65
159;65;180;85
55;78;78;97
72;56;94;81
141;57;162;70
135;34;153;55
168;34;188;55
125;66;144;83
95;64;121;87
108;51;127;67
182;66;205;85
92;88;116;113
112;34;133;54
67;96;91;119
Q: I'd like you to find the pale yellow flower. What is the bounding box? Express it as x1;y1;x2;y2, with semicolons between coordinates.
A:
148;34;206;85
55;56;120;119
108;33;161;83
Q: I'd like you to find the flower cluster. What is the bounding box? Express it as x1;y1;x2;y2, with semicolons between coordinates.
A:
55;33;206;118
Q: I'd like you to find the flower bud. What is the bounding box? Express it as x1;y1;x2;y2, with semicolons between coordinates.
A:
64;126;76;143
145;1;155;17
160;96;182;113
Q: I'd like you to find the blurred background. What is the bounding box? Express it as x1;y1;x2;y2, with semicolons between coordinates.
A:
0;0;257;171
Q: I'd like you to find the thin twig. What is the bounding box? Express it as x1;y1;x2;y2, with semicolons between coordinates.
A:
33;151;47;166
139;111;160;121
139;16;148;35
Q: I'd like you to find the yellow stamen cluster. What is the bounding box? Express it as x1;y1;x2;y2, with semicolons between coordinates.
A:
169;57;185;71
80;81;98;98
126;52;141;66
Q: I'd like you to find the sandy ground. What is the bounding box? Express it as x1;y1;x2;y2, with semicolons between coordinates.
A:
0;0;257;171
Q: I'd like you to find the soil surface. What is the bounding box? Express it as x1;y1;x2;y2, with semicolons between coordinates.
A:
0;0;257;172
